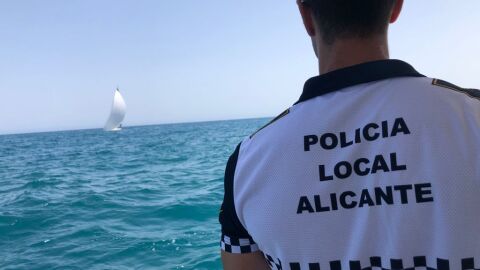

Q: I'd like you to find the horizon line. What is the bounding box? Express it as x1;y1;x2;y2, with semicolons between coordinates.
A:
0;116;273;137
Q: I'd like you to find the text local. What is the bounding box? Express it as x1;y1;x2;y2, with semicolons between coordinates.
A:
319;152;406;181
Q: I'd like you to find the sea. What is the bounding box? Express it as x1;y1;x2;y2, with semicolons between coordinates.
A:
0;118;270;270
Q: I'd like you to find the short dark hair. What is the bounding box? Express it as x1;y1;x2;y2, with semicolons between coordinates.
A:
303;0;396;44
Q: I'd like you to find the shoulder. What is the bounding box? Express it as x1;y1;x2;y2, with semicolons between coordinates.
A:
249;108;291;139
431;78;480;101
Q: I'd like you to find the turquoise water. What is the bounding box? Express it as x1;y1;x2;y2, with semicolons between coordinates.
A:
0;118;269;270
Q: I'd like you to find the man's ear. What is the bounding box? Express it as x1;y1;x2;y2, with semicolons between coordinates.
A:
390;0;404;23
297;0;316;37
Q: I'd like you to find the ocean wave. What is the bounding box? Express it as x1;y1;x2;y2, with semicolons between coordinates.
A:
0;118;268;269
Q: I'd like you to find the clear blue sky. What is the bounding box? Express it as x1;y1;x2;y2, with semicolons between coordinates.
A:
0;0;479;135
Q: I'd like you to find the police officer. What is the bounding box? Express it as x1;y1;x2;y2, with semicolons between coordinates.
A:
220;1;480;269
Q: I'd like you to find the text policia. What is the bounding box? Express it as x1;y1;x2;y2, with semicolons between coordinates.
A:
297;117;434;214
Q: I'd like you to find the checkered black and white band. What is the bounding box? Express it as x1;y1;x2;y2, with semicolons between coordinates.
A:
264;256;480;270
220;234;259;254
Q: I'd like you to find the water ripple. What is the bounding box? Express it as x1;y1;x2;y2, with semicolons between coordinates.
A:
0;118;268;269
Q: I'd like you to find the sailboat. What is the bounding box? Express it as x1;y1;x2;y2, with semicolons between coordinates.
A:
104;88;126;131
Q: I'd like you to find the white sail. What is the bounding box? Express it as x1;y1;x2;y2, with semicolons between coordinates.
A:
104;88;126;131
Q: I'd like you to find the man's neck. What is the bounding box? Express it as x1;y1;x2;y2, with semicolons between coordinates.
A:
317;35;390;74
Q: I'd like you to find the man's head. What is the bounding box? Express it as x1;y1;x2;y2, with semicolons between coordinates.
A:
297;0;404;73
298;0;403;45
